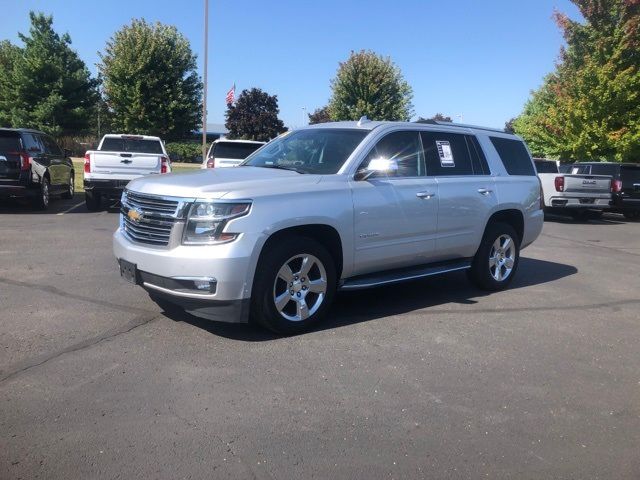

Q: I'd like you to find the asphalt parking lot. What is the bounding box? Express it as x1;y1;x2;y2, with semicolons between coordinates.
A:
1;195;639;479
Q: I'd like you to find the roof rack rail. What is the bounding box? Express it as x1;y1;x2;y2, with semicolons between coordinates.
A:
415;119;508;134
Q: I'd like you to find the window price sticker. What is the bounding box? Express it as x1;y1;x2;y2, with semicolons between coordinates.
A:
436;140;454;167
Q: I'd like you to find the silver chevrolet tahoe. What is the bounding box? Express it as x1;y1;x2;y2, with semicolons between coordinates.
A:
113;119;544;334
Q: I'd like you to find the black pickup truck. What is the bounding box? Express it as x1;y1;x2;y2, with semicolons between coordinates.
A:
561;162;640;219
0;128;74;209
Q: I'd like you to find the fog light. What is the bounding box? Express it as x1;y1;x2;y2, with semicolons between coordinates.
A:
193;280;213;291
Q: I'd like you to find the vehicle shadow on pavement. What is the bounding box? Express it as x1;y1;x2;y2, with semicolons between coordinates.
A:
0;194;120;215
162;257;578;341
544;212;626;225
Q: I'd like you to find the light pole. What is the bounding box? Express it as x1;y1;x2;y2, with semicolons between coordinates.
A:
202;0;209;163
301;107;307;127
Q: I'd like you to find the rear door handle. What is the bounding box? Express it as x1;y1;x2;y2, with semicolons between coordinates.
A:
477;188;493;195
416;191;436;199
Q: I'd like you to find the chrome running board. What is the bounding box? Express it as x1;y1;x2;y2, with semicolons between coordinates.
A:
340;259;472;291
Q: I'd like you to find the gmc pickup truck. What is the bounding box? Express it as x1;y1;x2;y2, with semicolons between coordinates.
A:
114;119;544;334
534;159;612;218
83;134;171;211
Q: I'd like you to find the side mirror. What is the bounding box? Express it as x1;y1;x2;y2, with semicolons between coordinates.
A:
63;148;72;157
355;157;398;181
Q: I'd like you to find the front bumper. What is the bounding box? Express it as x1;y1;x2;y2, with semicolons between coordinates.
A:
113;228;259;323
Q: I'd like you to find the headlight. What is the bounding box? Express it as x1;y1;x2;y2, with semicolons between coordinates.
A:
182;201;251;245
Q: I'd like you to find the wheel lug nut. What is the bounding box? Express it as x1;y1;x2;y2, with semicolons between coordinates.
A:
294;275;298;280
302;286;307;291
290;290;294;295
289;282;293;287
301;277;305;282
296;292;301;297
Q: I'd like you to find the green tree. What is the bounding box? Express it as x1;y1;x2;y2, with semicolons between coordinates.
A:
99;19;202;139
225;88;286;141
0;12;98;135
308;106;331;124
514;0;640;161
417;113;453;123
328;50;413;122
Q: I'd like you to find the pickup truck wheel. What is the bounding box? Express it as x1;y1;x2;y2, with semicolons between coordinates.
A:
32;177;50;210
251;236;336;335
61;173;74;199
85;191;101;211
468;222;520;291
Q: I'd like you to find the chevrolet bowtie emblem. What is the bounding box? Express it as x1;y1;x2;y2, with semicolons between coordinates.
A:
127;208;143;222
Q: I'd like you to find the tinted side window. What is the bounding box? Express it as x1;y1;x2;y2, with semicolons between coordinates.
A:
421;132;473;176
22;134;43;153
362;131;424;177
41;136;62;155
590;164;617;176
490;137;535;176
466;135;490;175
534;160;558;173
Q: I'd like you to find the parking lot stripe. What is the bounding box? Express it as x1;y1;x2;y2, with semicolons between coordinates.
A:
56;200;85;215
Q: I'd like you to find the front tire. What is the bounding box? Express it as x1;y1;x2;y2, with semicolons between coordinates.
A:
251;236;337;335
62;173;74;199
468;222;520;291
32;177;50;210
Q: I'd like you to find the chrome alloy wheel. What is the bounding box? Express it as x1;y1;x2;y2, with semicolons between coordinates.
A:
42;180;49;207
69;176;75;196
272;254;328;322
489;234;516;282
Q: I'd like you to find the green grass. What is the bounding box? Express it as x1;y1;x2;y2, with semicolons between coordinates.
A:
71;158;199;193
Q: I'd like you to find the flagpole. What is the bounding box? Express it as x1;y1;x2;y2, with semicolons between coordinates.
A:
202;0;209;163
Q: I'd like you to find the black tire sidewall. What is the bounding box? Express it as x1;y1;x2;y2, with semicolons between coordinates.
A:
251;236;337;335
469;222;520;291
85;191;101;211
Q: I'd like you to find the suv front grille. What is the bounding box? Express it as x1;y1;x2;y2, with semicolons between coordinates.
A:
125;190;180;215
121;190;194;247
122;215;175;246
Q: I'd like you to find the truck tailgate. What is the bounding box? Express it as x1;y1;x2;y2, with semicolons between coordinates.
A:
563;174;611;195
91;152;162;176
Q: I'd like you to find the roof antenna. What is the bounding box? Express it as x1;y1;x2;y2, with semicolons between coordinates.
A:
357;115;370;127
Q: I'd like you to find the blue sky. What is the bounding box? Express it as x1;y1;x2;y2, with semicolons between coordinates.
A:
2;0;582;129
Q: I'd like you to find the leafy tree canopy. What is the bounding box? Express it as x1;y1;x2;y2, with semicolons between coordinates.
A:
0;12;98;135
328;50;413;122
514;0;640;161
99;19;202;140
308;106;331;125
417;113;453;123
225;88;286;141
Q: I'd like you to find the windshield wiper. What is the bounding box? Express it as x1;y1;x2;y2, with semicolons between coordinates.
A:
258;164;306;174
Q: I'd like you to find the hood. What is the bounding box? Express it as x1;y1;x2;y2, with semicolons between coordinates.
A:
126;166;322;199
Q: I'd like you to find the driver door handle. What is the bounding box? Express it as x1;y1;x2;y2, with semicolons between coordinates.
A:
416;191;436;199
477;188;493;195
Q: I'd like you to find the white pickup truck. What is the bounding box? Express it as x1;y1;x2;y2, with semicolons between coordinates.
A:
534;159;612;218
83;134;171;211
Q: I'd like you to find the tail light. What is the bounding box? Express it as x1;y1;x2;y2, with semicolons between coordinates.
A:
160;155;169;174
19;152;31;171
554;176;565;192
206;157;215;168
611;178;622;193
83;153;90;173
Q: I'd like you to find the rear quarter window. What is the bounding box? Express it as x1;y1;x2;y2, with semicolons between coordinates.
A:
490;137;535;176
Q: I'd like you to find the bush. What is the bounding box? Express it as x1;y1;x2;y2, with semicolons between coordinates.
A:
165;142;205;163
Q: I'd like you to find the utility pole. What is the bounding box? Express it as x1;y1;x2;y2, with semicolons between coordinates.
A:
202;0;209;163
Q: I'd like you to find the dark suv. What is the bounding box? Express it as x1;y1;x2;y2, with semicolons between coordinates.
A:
563;162;640;219
0;128;74;209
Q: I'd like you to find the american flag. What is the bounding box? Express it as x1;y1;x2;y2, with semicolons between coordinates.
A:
225;84;235;105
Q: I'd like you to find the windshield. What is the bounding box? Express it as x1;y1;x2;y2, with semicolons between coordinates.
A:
212;142;263;160
243;129;368;174
100;137;164;154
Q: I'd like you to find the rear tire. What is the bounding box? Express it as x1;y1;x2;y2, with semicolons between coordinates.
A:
250;236;337;335
32;177;50;210
468;222;520;291
85;191;101;211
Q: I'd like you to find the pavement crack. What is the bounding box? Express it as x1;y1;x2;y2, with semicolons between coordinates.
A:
0;312;160;384
0;276;152;315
